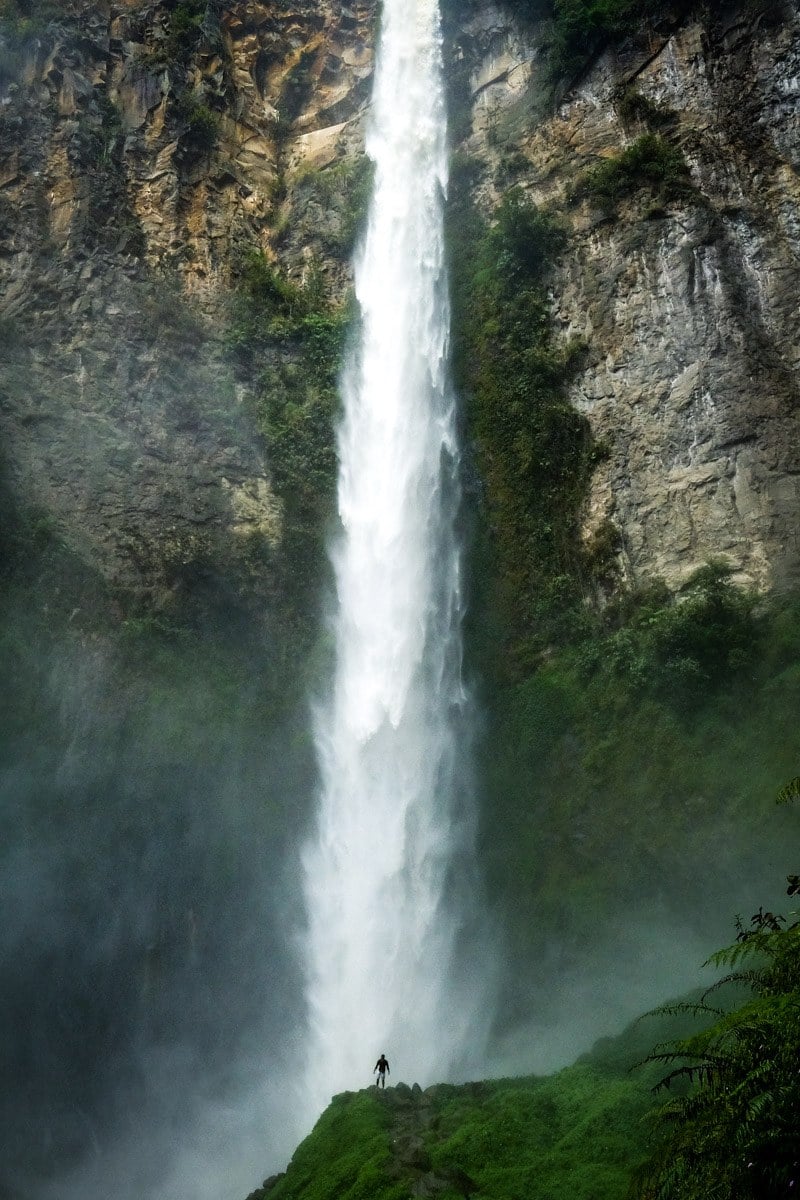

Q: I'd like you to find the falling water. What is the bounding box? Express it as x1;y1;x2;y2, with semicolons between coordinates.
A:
300;0;481;1117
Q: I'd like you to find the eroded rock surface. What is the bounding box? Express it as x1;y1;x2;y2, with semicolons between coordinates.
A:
452;0;800;593
1;0;799;607
0;0;376;606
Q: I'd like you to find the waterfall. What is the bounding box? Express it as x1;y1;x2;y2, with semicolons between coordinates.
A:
299;0;483;1118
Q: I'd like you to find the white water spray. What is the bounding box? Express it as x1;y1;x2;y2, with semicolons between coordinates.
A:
300;0;483;1118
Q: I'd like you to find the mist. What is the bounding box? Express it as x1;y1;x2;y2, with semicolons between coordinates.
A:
2;2;800;1196
0;615;314;1200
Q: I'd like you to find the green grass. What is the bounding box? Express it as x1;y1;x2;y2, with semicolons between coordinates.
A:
251;1004;717;1200
253;1092;407;1200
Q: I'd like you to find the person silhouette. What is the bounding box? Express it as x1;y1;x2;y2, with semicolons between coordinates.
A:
374;1053;390;1088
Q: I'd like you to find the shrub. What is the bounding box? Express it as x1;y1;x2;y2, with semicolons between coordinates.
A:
637;871;800;1199
174;88;219;154
574;133;695;212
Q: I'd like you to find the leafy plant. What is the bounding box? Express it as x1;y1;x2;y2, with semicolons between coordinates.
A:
573;133;695;213
635;859;800;1199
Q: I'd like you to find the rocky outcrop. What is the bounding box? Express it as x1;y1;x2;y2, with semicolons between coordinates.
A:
451;0;800;594
0;0;376;608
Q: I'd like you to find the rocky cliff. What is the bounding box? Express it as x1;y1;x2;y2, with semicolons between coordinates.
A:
451;0;800;595
0;0;376;614
1;0;798;611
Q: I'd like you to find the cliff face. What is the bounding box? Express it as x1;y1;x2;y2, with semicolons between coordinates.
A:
0;0;375;608
1;0;799;608
452;0;800;594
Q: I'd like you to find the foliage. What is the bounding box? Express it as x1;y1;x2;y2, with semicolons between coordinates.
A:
546;0;660;81
495;0;760;85
573;133;695;213
292;155;375;256
635;888;800;1199
0;0;61;37
175;89;219;152
0;0;62;84
252;1092;407;1200
253;1006;716;1200
227;251;352;621
473;573;800;997
448;186;595;668
574;561;757;706
616;88;676;131
162;0;207;63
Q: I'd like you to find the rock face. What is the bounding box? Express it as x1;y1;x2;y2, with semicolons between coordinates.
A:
0;0;376;607
1;0;799;606
451;0;800;594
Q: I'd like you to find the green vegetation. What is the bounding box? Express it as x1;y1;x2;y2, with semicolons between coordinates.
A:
635;803;800;1200
0;0;62;36
616;87;676;131
228;251;352;620
490;0;778;86
291;156;375;256
175;89;220;152
547;0;661;81
0;0;62;85
573;133;695;213
475;566;800;1003
448;186;595;669
248;1004;715;1200
159;0;208;64
252;1092;407;1200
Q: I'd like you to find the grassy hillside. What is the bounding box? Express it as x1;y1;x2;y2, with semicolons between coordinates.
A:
246;1003;713;1200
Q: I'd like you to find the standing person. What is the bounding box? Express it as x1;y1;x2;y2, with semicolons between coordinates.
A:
374;1053;390;1088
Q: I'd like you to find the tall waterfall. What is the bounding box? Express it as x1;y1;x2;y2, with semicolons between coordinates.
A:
300;0;482;1117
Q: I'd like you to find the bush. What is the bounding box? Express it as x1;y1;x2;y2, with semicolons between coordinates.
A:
637;874;800;1199
574;133;695;212
174;90;219;153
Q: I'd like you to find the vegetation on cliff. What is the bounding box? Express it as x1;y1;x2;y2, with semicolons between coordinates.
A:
447;183;596;667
